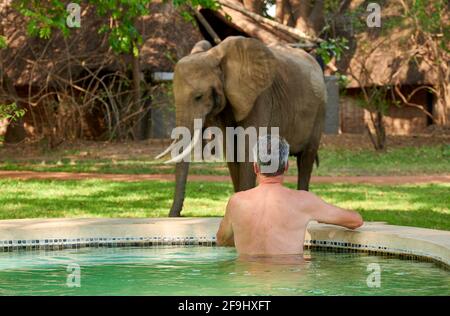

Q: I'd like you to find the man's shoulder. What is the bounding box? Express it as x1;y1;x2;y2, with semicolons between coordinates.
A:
227;188;257;209
284;187;311;198
229;189;251;203
286;188;320;207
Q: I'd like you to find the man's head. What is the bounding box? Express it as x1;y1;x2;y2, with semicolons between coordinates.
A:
252;134;290;177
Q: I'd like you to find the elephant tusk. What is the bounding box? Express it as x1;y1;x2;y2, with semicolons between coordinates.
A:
154;140;177;159
164;129;202;164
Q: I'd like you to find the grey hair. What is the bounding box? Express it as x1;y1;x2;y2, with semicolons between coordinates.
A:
252;134;290;177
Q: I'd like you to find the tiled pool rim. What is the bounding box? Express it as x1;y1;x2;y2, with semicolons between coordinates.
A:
0;218;448;269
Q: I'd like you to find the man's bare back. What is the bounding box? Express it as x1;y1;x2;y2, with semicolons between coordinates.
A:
216;135;363;256
216;175;363;256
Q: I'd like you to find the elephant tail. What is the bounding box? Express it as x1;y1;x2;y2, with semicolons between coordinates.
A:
315;154;320;168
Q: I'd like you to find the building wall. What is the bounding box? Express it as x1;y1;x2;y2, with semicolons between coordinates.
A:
324;76;340;134
150;83;175;138
340;86;431;135
340;96;366;134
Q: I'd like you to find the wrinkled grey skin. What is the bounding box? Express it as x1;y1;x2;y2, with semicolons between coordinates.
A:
168;36;326;217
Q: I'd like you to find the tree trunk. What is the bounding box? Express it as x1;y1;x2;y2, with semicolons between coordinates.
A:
242;0;264;15
275;0;285;23
219;0;320;43
308;0;325;34
289;0;311;31
433;96;448;126
274;0;324;36
0;118;7;142
169;161;190;217
131;48;147;140
366;110;386;151
433;70;449;126
283;0;294;26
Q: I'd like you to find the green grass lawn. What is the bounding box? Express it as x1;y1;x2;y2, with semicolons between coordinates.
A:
0;179;448;230
1;145;449;176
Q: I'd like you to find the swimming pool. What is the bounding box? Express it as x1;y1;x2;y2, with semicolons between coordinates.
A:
0;246;448;295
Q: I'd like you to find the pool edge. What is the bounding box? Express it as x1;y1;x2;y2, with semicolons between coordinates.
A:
0;218;448;269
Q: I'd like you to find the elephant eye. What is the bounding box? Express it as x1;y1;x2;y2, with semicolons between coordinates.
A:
194;94;203;101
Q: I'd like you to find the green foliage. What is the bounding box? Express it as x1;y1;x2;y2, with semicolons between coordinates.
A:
409;0;446;34
15;0;219;56
316;37;349;87
336;73;349;88
0;103;26;144
355;86;393;115
16;0;72;38
406;0;450;52
0;103;26;122
172;0;219;9
316;37;349;65
95;0;151;56
0;179;448;230
1;145;448;176
0;35;7;49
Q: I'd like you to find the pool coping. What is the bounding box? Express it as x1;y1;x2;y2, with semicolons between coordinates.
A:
0;218;449;268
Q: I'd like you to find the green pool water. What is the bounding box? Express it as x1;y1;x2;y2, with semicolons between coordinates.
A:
0;246;448;295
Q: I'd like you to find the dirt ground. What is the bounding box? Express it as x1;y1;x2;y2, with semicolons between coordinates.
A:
1;132;449;162
1;170;449;184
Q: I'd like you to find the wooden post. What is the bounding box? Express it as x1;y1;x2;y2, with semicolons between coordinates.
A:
191;7;222;45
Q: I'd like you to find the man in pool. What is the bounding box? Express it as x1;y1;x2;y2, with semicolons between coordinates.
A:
216;134;363;256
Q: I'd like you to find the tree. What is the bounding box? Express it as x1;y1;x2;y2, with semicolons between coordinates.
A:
241;0;265;15
7;0;219;142
0;102;25;145
0;28;27;143
275;0;325;36
396;0;450;126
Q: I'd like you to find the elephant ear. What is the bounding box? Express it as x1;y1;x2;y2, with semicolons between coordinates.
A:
210;36;277;122
190;40;212;54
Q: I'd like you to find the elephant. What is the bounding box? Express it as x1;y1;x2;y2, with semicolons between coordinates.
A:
157;36;327;217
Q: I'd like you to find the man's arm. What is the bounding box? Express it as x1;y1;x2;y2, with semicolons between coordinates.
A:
305;192;363;229
216;198;235;247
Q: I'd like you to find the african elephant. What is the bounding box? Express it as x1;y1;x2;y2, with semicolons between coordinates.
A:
157;36;326;217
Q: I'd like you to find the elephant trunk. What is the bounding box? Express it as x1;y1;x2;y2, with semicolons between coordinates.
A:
169;161;189;217
166;107;204;216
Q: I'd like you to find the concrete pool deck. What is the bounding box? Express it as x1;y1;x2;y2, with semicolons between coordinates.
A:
0;218;449;268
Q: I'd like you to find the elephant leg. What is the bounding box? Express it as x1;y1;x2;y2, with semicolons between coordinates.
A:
238;161;256;191
169;161;190;217
227;162;240;192
296;145;318;191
